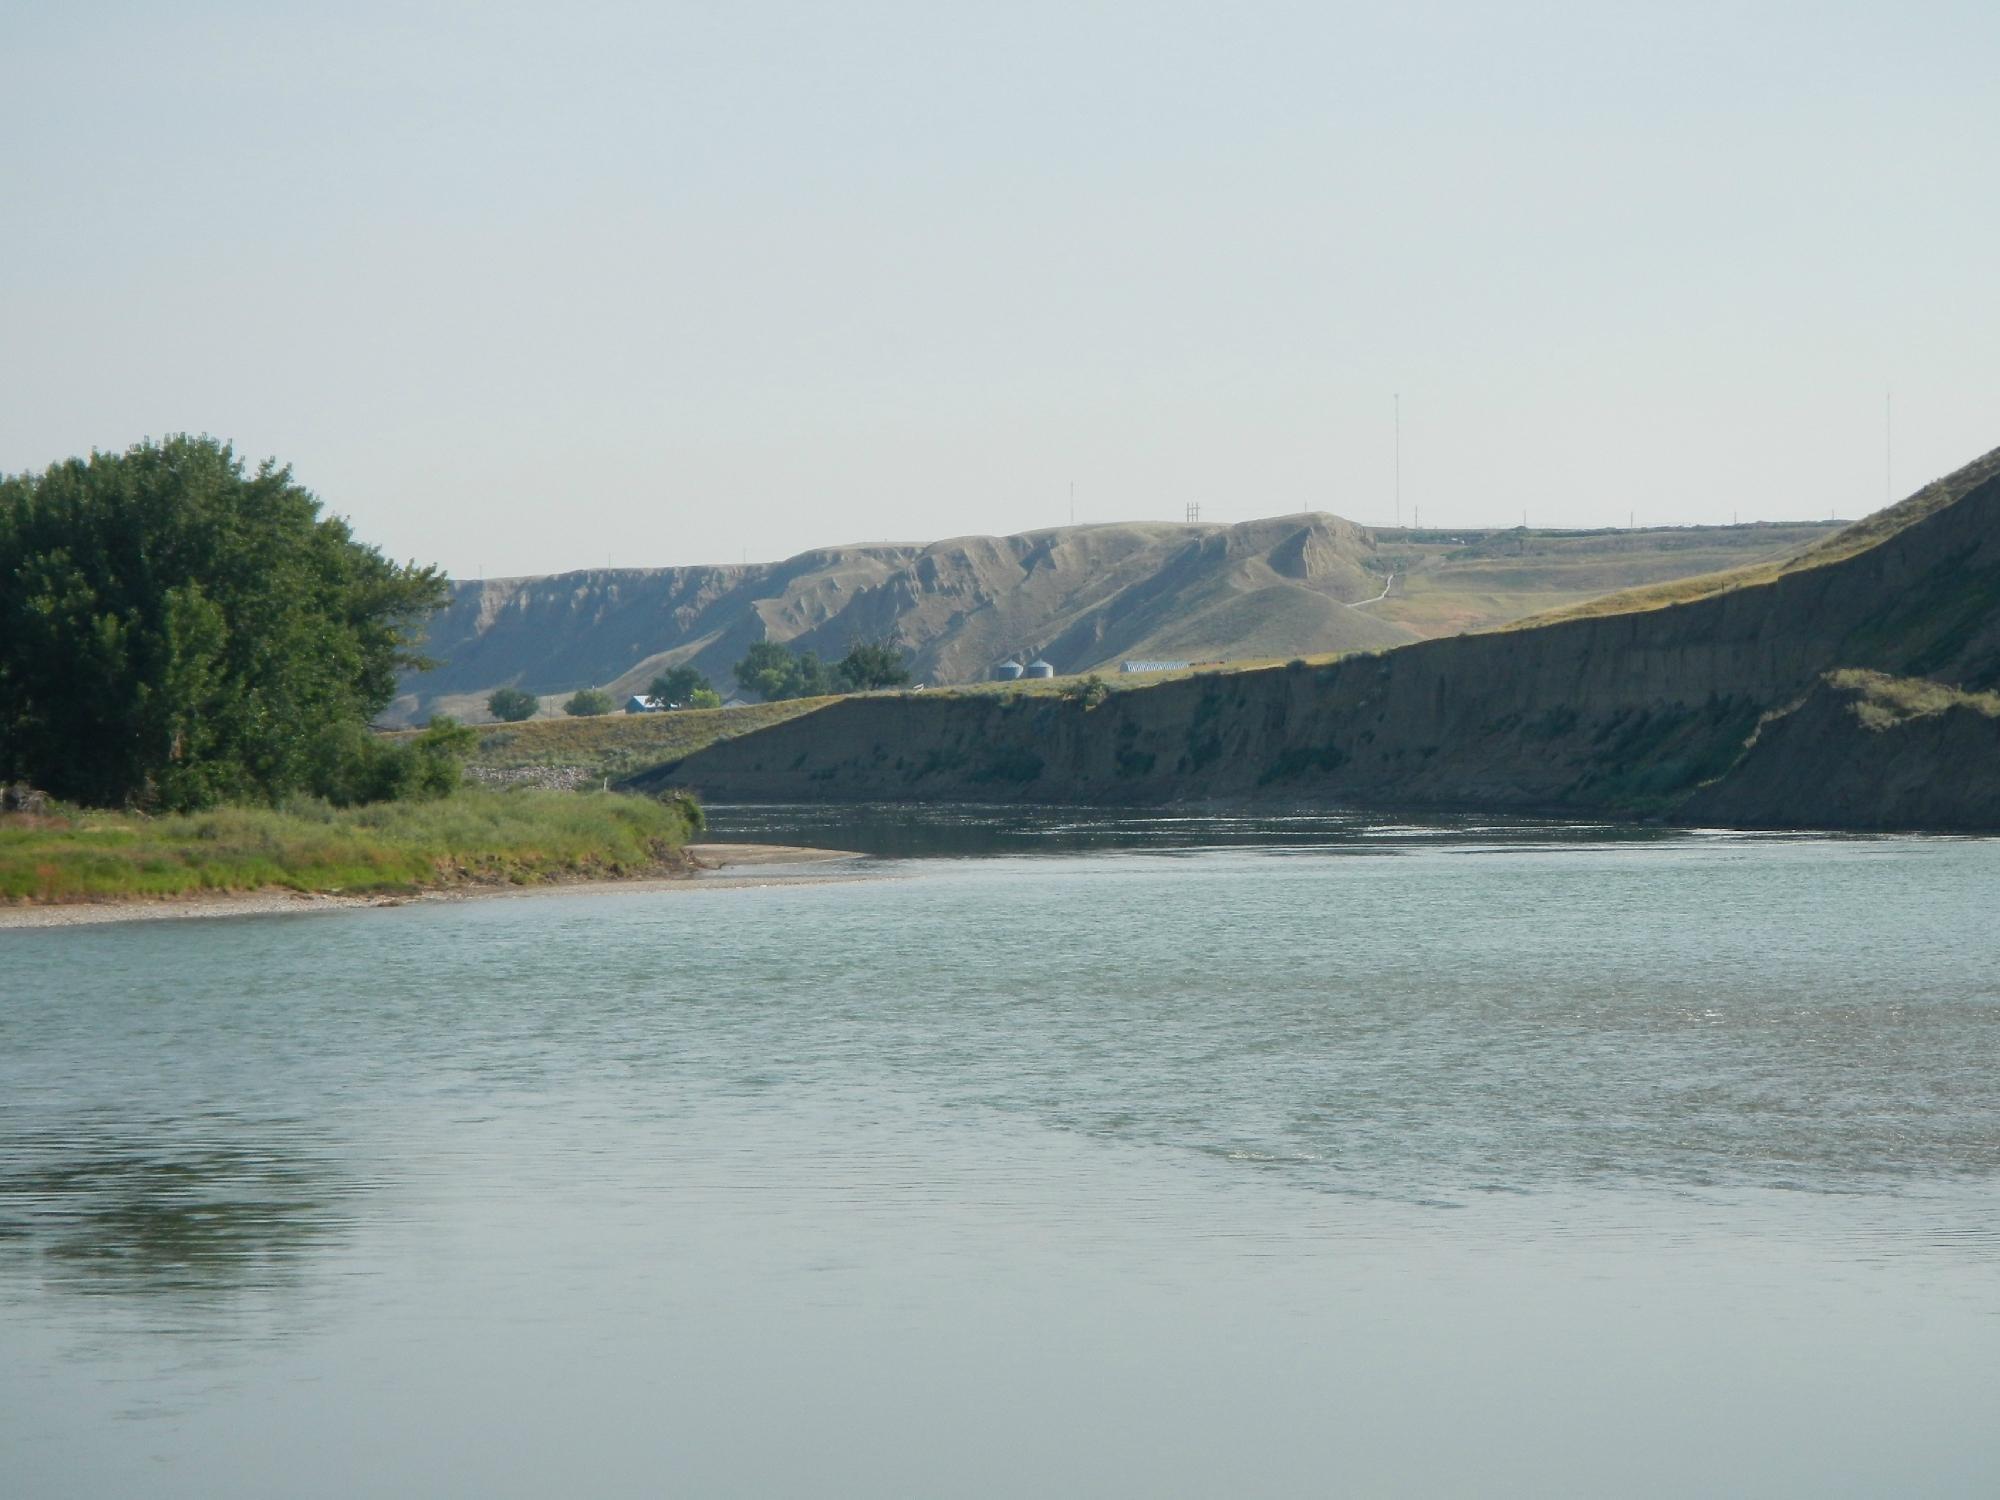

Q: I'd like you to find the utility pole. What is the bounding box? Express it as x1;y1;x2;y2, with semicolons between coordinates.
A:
1069;480;1075;527
1394;393;1403;528
1885;386;1894;503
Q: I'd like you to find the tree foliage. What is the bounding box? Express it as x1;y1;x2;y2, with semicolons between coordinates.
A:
0;436;448;810
834;641;912;691
563;688;616;717
486;686;540;722
309;716;474;806
687;687;722;709
645;665;712;705
733;639;910;701
1059;673;1110;708
734;640;829;702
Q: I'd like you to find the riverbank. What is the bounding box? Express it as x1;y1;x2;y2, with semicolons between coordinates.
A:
0;841;868;929
0;789;713;909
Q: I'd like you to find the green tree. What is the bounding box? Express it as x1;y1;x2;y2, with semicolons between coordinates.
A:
0;436;447;809
645;665;712;705
563;688;616;717
834;641;912;692
486;686;540;722
734;641;837;701
308;715;475;806
687;687;722;709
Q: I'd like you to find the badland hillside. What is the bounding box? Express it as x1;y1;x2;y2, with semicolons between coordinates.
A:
632;444;2000;832
388;512;1837;724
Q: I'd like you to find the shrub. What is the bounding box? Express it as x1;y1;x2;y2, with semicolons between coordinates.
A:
309;716;475;806
487;687;540;722
563;688;616;717
1060;673;1111;708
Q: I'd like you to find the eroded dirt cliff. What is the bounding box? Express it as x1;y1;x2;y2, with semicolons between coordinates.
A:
633;445;2000;829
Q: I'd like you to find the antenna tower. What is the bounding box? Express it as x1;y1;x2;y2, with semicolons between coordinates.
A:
1185;501;1202;523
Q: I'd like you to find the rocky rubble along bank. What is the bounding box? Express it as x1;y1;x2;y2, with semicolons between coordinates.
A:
464;765;597;791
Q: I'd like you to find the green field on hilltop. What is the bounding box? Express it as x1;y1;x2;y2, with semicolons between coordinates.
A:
0;789;702;904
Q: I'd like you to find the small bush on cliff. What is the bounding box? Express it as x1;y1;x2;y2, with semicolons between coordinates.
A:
1060;674;1110;708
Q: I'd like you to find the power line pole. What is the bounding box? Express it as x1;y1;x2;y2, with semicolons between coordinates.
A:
1394;392;1402;529
1885;386;1894;503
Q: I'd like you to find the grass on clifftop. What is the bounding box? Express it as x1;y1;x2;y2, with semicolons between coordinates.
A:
1509;445;2000;632
1830;668;2000;728
0;788;703;904
439;700;831;780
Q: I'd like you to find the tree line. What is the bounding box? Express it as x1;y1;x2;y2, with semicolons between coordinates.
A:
494;641;912;719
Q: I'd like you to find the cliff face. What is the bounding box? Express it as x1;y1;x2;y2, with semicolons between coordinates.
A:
389;513;1412;723
1679;673;2000;831
634;445;2000;829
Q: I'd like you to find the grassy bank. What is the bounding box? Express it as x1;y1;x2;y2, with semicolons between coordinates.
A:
0;789;703;904
424;700;831;782
1831;668;2000;728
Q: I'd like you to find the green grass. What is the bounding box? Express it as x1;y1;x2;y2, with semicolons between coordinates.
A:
401;699;832;780
1830;669;2000;728
0;788;703;904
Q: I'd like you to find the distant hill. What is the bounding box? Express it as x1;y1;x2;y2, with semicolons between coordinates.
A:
634;443;2000;832
388;511;1840;725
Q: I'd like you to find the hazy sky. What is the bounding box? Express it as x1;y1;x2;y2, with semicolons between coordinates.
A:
4;1;1995;577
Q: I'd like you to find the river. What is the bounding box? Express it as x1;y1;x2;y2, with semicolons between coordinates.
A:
3;809;1997;1496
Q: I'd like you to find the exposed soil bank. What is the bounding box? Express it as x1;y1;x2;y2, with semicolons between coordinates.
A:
0;843;868;929
1680;674;2000;831
631;447;2000;833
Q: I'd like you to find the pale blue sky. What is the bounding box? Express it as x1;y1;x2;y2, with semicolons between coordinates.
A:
3;1;1995;576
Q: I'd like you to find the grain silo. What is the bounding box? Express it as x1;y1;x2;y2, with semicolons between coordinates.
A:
992;658;1025;681
1024;658;1056;679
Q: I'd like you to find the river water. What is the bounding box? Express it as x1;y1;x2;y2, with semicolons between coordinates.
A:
3;810;1998;1496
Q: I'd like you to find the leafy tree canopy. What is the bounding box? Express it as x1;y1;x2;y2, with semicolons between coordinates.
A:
0;436;447;809
311;716;474;806
687;687;722;709
486;686;540;722
734;640;831;702
834;641;911;692
645;665;712;705
563;688;616;717
734;639;909;701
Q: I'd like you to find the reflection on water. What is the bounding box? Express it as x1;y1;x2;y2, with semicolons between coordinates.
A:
701;800;1690;857
0;1123;353;1302
3;815;1999;1498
